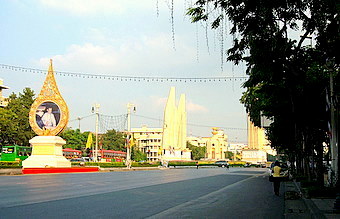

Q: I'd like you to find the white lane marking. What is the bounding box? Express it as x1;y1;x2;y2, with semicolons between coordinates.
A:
147;173;265;218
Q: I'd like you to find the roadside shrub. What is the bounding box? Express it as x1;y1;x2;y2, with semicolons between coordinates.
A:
131;162;160;167
168;161;196;166
83;162;126;167
0;161;22;168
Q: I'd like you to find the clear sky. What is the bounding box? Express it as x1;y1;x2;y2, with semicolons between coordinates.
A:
0;0;248;143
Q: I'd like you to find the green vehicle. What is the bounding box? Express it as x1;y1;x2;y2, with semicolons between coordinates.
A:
0;145;32;161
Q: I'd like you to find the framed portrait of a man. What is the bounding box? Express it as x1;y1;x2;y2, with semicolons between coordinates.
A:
35;102;61;130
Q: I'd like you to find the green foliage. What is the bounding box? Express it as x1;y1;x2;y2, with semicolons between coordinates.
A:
131;146;147;162
59;128;88;150
267;154;277;162
0;161;22;168
168;161;197;166
78;162;159;168
186;142;206;160
0;88;35;146
188;0;339;184
83;162;126;167
225;151;234;160
101;129;126;151
131;162;160;167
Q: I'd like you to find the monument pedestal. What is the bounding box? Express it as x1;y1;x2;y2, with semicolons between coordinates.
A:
22;136;71;168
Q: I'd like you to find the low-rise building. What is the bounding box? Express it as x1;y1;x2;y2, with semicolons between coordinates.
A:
242;149;267;164
131;125;163;162
228;143;247;154
242;116;276;164
205;128;228;160
187;136;207;147
0;79;9;107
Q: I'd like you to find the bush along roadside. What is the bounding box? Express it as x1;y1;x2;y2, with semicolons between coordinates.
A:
299;179;338;199
72;162;126;168
71;161;161;168
0;161;22;168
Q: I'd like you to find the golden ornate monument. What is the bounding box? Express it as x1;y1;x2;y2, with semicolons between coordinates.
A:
29;59;69;136
22;60;71;169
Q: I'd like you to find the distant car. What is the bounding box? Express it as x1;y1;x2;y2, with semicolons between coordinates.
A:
215;160;228;167
255;163;267;168
82;157;91;162
70;158;86;166
70;158;85;162
244;163;251;167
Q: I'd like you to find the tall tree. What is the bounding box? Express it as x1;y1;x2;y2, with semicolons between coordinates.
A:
59;128;88;150
131;145;147;162
0;88;35;145
187;142;206;160
188;0;339;184
101;129;126;151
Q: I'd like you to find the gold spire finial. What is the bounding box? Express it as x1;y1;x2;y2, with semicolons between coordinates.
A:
29;60;69;136
48;59;53;73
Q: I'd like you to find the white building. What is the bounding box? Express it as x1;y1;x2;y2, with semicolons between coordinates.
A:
187;136;207;147
0;79;9;107
131;126;163;162
242;116;276;164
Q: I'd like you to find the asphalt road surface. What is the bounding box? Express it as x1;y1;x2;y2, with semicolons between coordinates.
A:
0;168;284;218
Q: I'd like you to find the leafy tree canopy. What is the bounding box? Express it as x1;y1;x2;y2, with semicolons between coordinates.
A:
59;128;89;150
188;0;338;183
101;129;126;151
187;142;206;160
188;0;338;150
0;88;35;146
131;145;147;162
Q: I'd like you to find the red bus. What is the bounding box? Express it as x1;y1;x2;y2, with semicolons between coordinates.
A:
90;149;126;162
62;148;82;159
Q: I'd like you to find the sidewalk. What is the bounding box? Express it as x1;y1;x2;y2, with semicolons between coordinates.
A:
284;181;339;219
0;168;22;175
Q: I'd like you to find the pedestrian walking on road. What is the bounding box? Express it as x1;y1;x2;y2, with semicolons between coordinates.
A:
196;161;199;169
272;161;282;196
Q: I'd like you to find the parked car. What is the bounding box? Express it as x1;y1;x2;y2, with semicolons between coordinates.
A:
244;162;251;167
70;158;85;162
214;160;229;167
70;158;86;166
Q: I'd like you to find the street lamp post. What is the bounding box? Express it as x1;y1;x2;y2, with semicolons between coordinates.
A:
126;103;135;169
92;104;100;162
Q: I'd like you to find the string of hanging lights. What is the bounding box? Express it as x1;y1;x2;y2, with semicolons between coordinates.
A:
0;63;248;83
132;114;246;131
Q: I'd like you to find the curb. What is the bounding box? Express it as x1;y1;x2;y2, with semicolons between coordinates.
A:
0;167;167;175
0;168;22;175
292;181;327;219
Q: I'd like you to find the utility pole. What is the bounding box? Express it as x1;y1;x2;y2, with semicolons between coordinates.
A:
92;104;100;162
77;117;81;131
126;103;135;169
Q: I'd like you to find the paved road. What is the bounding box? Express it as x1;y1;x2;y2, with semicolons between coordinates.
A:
0;168;284;218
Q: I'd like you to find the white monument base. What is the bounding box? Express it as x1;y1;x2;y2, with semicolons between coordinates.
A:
241;149;267;164
22;136;71;168
162;149;192;161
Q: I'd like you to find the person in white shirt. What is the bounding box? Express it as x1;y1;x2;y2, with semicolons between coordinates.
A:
42;107;56;129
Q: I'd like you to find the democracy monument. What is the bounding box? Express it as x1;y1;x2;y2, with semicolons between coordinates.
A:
161;87;191;161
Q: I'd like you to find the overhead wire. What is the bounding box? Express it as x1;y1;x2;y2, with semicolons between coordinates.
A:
0;63;248;83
